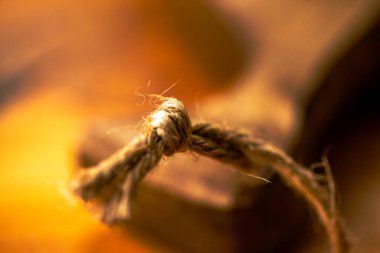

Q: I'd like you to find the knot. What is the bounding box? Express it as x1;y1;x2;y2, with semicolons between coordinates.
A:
144;98;191;156
73;97;345;252
71;97;192;224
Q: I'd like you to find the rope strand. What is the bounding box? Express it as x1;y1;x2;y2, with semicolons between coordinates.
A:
71;97;347;252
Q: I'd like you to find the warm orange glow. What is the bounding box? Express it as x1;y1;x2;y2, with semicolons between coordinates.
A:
0;91;158;252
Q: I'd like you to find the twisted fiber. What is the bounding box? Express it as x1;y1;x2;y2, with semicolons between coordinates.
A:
191;123;347;253
72;97;347;252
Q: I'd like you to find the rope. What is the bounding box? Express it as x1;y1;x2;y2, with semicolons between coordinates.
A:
71;97;347;253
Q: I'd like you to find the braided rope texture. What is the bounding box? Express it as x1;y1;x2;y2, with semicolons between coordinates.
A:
71;97;348;253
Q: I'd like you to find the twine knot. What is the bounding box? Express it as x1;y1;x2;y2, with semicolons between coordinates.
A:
72;96;346;253
145;98;191;156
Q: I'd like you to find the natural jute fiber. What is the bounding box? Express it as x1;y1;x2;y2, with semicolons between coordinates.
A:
71;97;347;253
